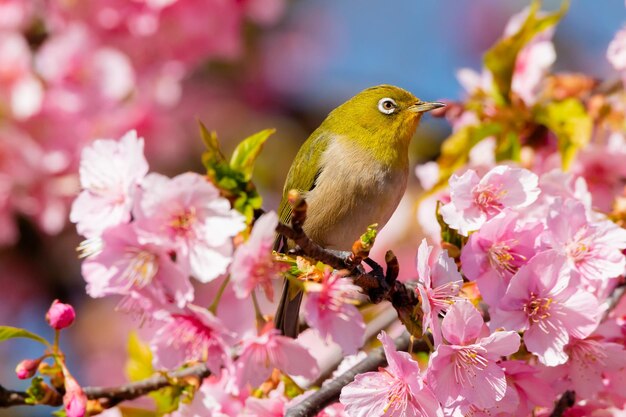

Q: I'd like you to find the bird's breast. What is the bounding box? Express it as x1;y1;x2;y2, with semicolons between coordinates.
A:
302;138;408;250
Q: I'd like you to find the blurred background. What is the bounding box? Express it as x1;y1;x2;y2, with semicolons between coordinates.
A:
0;0;624;415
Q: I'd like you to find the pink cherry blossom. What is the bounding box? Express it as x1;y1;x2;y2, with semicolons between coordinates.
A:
571;134;626;213
608;25;626;84
558;337;626;399
303;269;365;355
172;373;244;417
491;251;600;366
231;211;287;301
133;172;245;283
235;324;319;388
70;130;148;238
81;223;193;309
427;301;520;409
440;166;540;236
151;304;232;373
544;198;626;293
415;239;462;346
461;211;543;305
244;396;286;417
340;331;443;417
495;360;557;417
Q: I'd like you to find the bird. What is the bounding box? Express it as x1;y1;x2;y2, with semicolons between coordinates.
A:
274;84;444;337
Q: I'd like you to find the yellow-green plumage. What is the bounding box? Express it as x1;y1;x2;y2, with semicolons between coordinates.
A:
275;84;443;336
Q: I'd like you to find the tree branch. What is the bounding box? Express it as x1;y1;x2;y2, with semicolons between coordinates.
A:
275;190;419;308
285;333;412;417
0;363;210;409
549;391;575;417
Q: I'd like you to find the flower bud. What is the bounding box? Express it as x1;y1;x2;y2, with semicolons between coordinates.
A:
15;357;43;379
46;299;76;330
63;374;87;417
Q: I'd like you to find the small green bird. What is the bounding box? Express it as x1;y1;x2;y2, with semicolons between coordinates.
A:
274;84;444;337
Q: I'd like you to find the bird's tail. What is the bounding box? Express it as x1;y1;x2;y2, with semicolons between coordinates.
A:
274;279;303;338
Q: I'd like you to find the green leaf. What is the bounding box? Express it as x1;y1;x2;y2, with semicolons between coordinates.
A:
534;98;592;170
0;326;48;346
151;385;185;415
229;129;275;181
360;224;378;248
484;0;569;102
198;121;226;165
25;376;46;404
125;331;154;382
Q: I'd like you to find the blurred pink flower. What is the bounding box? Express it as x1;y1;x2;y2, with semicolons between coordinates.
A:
0;0;34;30
231;211;286;301
491;252;600;366
244;0;286;26
133;172;245;283
303;269;365;354
545;198;626;293
0;31;43;119
340;331;443;417
151;304;232;373
51;0;248;71
608;25;626;84
81;223;193;308
235;324;319;388
46;299;76;330
35;23;135;115
571;134;626;213
70;130;148;238
505;7;556;106
440;166;540;236
427;301;520;409
415;239;462;346
461;211;543;305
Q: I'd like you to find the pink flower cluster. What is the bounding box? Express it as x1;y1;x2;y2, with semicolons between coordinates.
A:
340;163;626;416
72;132;373;415
0;0;283;246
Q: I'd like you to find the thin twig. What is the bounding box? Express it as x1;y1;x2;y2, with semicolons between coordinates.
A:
0;363;210;409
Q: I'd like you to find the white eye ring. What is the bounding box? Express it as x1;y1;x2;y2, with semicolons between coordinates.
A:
378;98;397;115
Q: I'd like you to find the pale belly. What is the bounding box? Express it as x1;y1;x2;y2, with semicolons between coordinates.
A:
302;141;408;250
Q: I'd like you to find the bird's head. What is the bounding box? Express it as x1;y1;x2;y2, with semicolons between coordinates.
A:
324;85;444;151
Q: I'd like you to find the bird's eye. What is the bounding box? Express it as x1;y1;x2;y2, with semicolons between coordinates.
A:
377;98;397;115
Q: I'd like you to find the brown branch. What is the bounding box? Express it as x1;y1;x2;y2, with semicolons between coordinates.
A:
549;391;575;417
275;190;418;309
285;333;430;417
0;363;210;409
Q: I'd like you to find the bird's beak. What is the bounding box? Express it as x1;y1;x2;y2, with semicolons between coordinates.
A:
409;101;446;113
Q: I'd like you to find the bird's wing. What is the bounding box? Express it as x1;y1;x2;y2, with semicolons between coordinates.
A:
275;129;330;249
